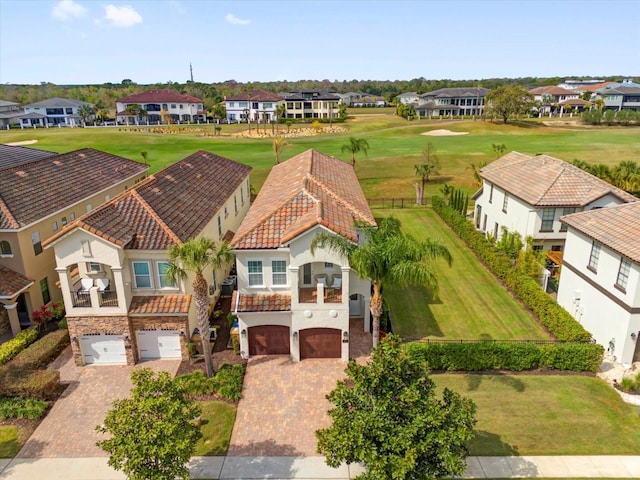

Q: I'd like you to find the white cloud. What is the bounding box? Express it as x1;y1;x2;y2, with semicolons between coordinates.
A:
103;4;142;28
52;0;87;21
225;13;250;25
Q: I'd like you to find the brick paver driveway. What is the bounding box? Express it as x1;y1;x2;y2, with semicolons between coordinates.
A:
17;346;180;458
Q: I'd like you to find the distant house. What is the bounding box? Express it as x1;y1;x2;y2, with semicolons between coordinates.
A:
557;202;640;366
231;149;375;362
395;92;420;105
335;92;385;107
558;79;606;90
0;149;148;338
416;87;489;118
282;90;341;120
472;151;637;251
0;100;25;127
44;151;251;366
591;81;640;111
22;98;92;127
529;86;580;115
225;88;282;123
116;90;205;125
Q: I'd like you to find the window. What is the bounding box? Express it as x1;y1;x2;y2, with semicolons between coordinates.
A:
61;216;67;226
224;206;228;218
263;102;273;109
0;240;12;256
32;231;42;256
588;241;601;272
65;108;73;114
70;212;76;221
493;222;499;238
616;258;631;291
246;178;250;197
87;262;102;273
502;193;509;213
179;104;184;109
248;260;263;286
325;262;334;268
272;260;287;286
234;196;238;215
133;262;152;288
482;214;487;231
240;187;244;206
86;203;93;212
540;208;555;231
217;215;222;238
52;221;58;231
559;208;576;232
81;240;91;256
239;102;248;108
488;184;494;203
157;262;176;288
105;194;111;201
40;278;50;304
171;104;176;109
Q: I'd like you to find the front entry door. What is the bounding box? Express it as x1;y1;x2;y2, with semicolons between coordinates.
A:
633;332;640;363
16;293;30;328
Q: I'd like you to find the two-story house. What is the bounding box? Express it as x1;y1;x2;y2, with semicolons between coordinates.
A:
116;90;206;125
282;90;341;120
473;152;637;251
0;149;148;338
416;87;489;118
395;92;420;105
225;89;282;123
0;100;25;128
22;98;92;127
557;202;640;367
231;149;376;362
529;86;580;115
592;82;640;112
44;151;251;366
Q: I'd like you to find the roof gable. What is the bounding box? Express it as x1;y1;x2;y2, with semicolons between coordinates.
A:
226;89;281;102
117;89;202;104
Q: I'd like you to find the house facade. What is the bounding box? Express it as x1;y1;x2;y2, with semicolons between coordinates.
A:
395;92;420;105
529;86;580;115
0;149;148;338
557;202;640;367
592;82;640;111
44;151;251;366
231;149;375;362
22;98;91;127
416;87;489;118
283;91;341;120
116;90;206;125
225;89;282;123
0;100;24;127
473;152;637;250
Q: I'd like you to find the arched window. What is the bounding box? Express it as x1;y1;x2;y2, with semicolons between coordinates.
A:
0;240;11;256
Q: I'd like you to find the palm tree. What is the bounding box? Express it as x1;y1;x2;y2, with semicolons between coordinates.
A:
311;217;452;347
612;161;640;192
467;160;488;187
272;136;289;165
77;104;96;126
166;237;234;377
414;143;440;205
341;137;370;167
491;143;507;159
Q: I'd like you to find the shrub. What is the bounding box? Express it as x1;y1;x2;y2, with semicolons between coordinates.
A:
210;364;245;402
619;376;637;393
10;329;70;370
175;370;214;396
0;329;38;366
0;397;48;420
57;318;68;330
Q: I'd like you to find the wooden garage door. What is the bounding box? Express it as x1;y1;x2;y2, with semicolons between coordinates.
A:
248;325;290;355
300;328;341;359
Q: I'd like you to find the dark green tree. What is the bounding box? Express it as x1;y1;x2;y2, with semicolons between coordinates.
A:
317;334;477;480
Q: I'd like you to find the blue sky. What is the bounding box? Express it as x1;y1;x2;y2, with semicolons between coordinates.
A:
1;0;638;85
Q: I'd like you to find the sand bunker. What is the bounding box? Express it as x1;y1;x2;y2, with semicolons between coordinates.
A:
5;140;39;146
421;129;469;136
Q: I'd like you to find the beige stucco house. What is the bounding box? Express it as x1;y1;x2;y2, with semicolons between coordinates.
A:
0;148;149;338
231;149;375;362
44;150;251;366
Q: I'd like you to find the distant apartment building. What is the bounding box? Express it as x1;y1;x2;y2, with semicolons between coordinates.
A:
415;87;489;118
283;90;341;120
116;90;205;124
225;89;282;123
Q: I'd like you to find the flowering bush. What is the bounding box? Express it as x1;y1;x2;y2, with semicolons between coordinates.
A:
31;301;65;332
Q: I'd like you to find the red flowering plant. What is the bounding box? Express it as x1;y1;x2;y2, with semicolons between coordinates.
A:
31;301;65;333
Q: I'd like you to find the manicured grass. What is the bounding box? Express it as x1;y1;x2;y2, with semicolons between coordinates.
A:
0;425;20;458
376;208;548;340
194;400;236;456
435;374;640;455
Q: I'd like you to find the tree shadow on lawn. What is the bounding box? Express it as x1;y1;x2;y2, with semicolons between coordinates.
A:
468;429;520;456
389;285;445;340
465;371;526;393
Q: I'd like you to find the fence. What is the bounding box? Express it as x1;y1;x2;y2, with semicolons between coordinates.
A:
367;197;425;209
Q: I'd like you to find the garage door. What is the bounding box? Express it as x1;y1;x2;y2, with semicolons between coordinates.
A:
300;328;341;359
81;334;126;365
137;329;182;359
248;325;290;355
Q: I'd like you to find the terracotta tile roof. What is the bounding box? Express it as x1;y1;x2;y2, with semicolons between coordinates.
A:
117;89;202;104
529;86;577;96
128;295;191;315
561;202;640;264
480;151;638;207
0;145;57;169
0;148;148;230
232;149;375;249
581;81;617;92
44;150;251;250
0;265;33;299
226;89;281;102
232;291;291;312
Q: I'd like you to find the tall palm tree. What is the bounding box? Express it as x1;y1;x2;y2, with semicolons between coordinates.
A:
166;237;233;377
77;104;96;126
311;217;452;347
612;161;640;192
341;137;370;167
414;143;440;205
272;136;289;165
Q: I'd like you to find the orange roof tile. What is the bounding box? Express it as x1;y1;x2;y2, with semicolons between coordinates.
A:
128;295;191;315
233;291;291;312
0;266;34;299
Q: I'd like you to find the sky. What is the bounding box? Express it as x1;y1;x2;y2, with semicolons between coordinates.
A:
1;0;639;85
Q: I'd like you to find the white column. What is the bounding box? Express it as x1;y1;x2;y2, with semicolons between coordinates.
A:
317;283;324;304
111;267;127;311
289;266;299;306
55;267;74;314
3;303;21;336
341;266;350;307
363;297;371;333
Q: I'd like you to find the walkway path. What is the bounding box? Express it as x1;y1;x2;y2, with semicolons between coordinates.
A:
2;455;640;479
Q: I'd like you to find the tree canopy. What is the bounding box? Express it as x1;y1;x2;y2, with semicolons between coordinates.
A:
485;85;535;123
317;334;477;480
341;137;370;167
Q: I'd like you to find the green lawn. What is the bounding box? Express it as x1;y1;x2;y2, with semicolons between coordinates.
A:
375;208;548;340
435;374;640;455
0;426;19;458
194;400;236;456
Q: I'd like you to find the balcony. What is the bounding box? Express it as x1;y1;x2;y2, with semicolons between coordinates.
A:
299;287;342;304
99;290;119;307
71;291;91;308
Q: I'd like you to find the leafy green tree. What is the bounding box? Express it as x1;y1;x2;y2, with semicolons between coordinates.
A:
341;137;370;167
516;236;545;280
208;103;226;123
495;227;523;260
311;217;451;347
167;237;233;377
485;85;535;124
317;334;477;480
414;142;440;205
275;103;287;121
97;368;201;480
338;102;348;120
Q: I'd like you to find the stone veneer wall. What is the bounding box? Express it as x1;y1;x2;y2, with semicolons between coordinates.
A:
0;309;10;336
68;316;134;366
129;316;190;363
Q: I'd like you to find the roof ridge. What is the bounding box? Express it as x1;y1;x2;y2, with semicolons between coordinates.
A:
0;193;19;229
130;190;183;246
536;159;565;203
306;173;372;223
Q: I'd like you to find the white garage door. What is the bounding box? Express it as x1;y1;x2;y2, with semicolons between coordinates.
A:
137;329;182;359
81;334;126;365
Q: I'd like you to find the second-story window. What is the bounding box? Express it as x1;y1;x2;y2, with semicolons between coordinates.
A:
248;260;263;286
157;262;176;288
234;196;238;215
540;208;555;231
0;240;12;256
217;216;222;238
502;193;509;213
272;260;287;286
488;184;494;203
588;241;601;272
52;221;58;231
32;231;42;256
133;261;152;288
616;258;631;291
87;262;102;273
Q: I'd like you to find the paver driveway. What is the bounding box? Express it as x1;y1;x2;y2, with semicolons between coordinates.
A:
17;346;180;458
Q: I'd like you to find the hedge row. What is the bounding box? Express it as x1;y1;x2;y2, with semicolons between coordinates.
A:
0;329;39;366
0;397;48;420
10;329;70;370
407;341;604;372
431;196;592;343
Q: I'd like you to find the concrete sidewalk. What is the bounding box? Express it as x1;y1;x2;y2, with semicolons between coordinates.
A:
2;455;640;479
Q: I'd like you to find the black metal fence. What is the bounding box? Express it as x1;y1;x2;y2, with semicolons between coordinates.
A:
367;197;425;209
